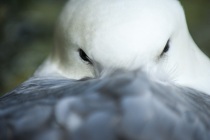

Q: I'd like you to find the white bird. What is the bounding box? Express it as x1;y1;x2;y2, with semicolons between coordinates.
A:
36;0;210;95
1;1;210;140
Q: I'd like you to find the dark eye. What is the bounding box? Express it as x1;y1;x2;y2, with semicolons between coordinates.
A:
78;49;92;64
160;40;170;56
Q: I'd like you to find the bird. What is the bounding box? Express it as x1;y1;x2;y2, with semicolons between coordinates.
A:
1;0;210;140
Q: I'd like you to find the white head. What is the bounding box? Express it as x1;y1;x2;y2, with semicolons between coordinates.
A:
36;0;210;94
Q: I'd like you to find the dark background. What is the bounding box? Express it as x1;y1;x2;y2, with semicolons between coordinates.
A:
0;0;210;95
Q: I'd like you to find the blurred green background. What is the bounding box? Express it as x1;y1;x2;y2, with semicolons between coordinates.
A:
0;0;210;95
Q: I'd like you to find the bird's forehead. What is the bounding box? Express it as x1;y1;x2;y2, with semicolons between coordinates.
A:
66;0;179;47
88;20;170;67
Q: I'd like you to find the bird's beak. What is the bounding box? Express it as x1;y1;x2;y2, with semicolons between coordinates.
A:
93;61;104;78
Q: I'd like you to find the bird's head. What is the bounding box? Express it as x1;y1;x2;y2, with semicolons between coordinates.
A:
36;0;210;94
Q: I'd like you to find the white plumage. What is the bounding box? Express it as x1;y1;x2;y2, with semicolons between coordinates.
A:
36;0;210;95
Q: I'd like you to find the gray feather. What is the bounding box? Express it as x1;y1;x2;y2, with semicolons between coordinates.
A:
0;70;210;140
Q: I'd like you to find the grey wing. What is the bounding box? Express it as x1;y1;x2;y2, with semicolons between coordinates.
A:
0;71;210;140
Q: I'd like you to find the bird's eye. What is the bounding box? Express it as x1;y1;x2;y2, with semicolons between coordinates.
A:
160;40;170;56
78;49;92;64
